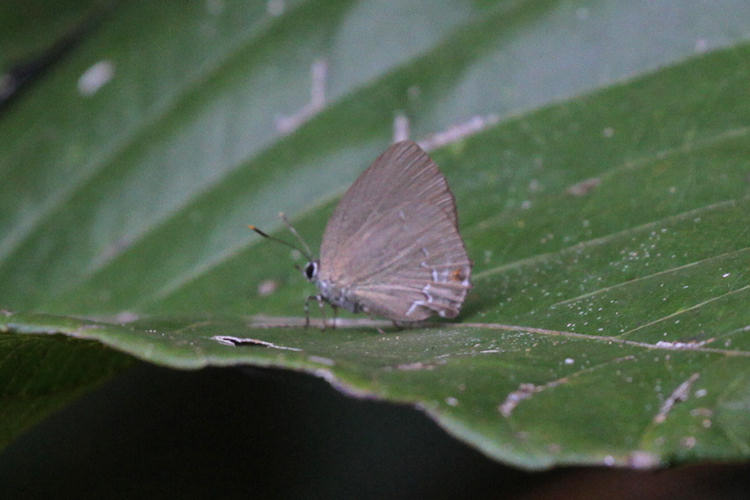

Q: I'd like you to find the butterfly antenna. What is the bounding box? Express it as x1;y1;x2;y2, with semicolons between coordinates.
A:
248;224;313;261
278;212;314;260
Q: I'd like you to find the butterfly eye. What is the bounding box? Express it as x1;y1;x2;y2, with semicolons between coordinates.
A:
304;261;318;281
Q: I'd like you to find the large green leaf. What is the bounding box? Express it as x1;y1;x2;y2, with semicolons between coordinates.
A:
1;0;750;468
0;0;111;74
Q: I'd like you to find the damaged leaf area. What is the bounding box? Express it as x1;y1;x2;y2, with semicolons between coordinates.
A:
2;0;750;469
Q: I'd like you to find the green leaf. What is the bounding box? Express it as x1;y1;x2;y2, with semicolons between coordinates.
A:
2;0;750;468
0;327;132;449
0;0;111;74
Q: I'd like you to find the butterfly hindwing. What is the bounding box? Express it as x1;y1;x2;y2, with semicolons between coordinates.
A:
324;200;471;321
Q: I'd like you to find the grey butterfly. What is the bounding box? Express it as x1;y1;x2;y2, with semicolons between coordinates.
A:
253;140;472;324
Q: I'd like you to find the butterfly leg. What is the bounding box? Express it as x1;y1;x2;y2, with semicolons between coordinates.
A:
304;294;322;328
331;305;338;329
317;295;327;330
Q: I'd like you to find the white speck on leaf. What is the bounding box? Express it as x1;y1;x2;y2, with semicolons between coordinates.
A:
267;0;284;16
628;451;659;469
681;436;697;449
654;373;700;424
417;114;499;151
257;279;279;296
276;59;327;133
77;60;114;96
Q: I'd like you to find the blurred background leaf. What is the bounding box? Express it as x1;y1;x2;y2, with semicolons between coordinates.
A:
1;0;750;478
0;0;113;104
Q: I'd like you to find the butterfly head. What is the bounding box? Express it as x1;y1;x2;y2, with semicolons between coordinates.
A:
303;260;319;282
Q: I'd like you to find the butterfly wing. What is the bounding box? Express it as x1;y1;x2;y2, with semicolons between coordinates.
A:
343;200;471;321
318;141;471;321
319;141;459;263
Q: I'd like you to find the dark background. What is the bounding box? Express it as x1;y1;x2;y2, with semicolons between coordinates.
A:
1;363;748;499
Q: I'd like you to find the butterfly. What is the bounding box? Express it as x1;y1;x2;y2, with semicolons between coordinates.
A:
252;140;471;325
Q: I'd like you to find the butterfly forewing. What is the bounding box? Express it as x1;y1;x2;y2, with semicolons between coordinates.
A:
318;141;471;321
320;141;459;264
